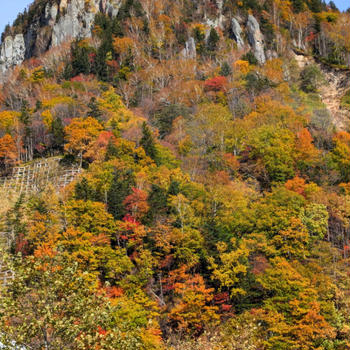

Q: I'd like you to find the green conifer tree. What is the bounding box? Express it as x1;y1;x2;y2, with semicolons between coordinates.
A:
140;122;158;164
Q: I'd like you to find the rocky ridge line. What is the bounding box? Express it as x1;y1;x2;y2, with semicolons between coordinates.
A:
0;0;269;79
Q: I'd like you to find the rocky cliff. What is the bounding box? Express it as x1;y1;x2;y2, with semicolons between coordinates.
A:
0;0;269;77
0;0;122;76
0;35;26;74
246;15;266;65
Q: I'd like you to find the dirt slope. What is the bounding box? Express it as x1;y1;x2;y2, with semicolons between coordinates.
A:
294;52;350;130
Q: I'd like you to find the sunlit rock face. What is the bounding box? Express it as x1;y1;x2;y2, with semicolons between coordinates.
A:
51;0;97;47
0;0;122;77
0;34;26;74
181;37;197;59
231;18;244;49
246;14;266;65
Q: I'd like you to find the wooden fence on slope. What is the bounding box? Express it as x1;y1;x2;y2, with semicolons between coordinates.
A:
0;158;83;284
0;157;82;195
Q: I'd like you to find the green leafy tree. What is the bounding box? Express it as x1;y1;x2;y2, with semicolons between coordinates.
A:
300;64;325;93
300;203;329;242
0;252;141;350
208;238;249;298
248;126;296;184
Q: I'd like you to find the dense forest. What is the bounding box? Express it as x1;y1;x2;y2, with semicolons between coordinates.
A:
0;0;349;349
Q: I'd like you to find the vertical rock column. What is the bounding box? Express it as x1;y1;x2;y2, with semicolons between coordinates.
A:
246;14;266;65
181;37;197;59
0;34;26;74
231;18;244;49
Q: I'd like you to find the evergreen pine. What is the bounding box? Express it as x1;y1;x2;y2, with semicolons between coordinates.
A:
167;179;180;196
140;122;158;164
107;169;135;220
20;100;31;125
71;40;90;76
95;44;109;81
105;138;119;160
51;117;65;152
75;177;95;201
146;184;168;222
87;97;103;120
220;62;232;77
207;28;220;53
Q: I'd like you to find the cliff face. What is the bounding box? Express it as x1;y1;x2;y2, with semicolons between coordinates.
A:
0;0;270;77
0;0;122;75
246;15;266;65
0;0;348;81
0;35;26;74
51;0;121;47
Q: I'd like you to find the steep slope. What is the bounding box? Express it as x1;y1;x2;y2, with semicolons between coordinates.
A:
319;65;350;130
294;51;350;130
0;0;121;76
0;157;81;195
0;0;349;349
1;0;348;81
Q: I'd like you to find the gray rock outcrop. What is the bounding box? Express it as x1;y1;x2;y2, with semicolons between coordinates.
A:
266;49;278;60
103;0;122;17
51;0;96;47
51;0;123;47
0;34;26;74
0;0;122;77
246;14;266;65
231;18;244;49
0;0;273;78
181;37;197;59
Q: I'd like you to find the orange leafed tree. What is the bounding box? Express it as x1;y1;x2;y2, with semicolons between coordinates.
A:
295;128;319;164
123;187;149;221
64;117;103;166
113;37;135;64
0;134;18;173
285;176;306;196
85;131;115;162
165;266;219;333
113;37;134;54
331;131;350;182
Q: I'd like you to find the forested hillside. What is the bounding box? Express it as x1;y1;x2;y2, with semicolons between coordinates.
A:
0;0;349;349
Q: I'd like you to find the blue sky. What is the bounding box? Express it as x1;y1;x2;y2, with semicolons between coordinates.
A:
0;1;33;35
330;0;349;11
0;0;349;38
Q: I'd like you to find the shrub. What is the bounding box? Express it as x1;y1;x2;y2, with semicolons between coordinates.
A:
241;51;258;65
340;90;350;111
204;76;228;92
220;62;232;77
300;64;325;92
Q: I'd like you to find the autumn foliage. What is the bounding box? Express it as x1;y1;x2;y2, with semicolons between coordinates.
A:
0;0;349;349
204;76;227;92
